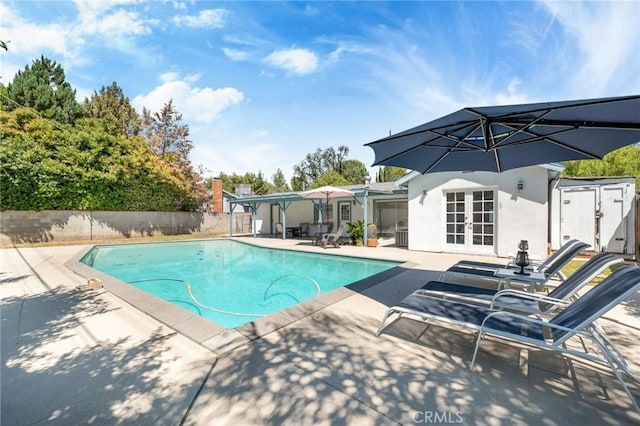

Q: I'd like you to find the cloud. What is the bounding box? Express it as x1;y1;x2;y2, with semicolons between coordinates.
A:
79;8;154;36
265;48;318;75
0;3;72;59
541;1;640;95
132;74;244;123
222;47;250;61
173;9;229;28
0;1;158;69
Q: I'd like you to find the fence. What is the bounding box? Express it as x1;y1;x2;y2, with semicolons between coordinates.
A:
0;210;252;246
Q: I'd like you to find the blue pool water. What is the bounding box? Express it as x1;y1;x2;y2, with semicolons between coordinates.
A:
81;240;400;328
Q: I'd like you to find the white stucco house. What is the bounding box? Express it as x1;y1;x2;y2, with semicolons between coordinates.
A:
397;164;565;260
228;165;636;260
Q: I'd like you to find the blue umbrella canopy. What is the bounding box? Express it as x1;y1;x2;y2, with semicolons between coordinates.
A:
366;95;640;173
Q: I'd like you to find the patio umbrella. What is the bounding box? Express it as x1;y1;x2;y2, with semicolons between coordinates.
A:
366;95;640;173
300;185;355;232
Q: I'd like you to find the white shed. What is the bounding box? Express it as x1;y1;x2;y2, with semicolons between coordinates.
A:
550;177;636;255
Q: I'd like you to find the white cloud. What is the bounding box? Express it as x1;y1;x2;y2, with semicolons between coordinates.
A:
132;74;244;123
265;48;318;75
222;47;250;61
173;9;229;28
79;8;154;36
0;3;72;59
541;1;640;95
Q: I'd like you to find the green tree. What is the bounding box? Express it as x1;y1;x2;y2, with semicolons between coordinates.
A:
4;55;82;124
0;108;199;211
377;166;407;182
214;170;274;195
271;168;290;193
292;145;351;190
563;145;640;187
340;159;368;184
83;82;141;137
311;171;350;187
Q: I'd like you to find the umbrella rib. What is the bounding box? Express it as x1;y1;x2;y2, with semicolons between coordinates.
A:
423;141;465;173
491;126;603;159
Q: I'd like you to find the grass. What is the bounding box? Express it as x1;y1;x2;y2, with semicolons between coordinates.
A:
561;258;631;285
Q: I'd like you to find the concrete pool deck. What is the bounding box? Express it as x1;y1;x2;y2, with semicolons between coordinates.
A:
1;237;639;425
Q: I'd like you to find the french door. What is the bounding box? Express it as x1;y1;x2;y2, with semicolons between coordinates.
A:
444;189;495;254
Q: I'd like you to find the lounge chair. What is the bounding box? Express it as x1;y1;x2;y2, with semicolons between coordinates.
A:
440;239;590;287
415;252;624;315
376;264;640;412
319;223;346;249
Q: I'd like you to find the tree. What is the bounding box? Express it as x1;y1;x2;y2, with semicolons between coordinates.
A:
83;82;141;137
0;108;199;211
377;166;407;182
563;145;640;187
340;159;368;184
141;100;192;163
271;168;290;192
214;170;274;195
4;55;82;124
291;145;351;190
311;171;350;187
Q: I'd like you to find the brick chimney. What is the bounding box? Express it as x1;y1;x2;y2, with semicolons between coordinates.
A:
211;178;223;213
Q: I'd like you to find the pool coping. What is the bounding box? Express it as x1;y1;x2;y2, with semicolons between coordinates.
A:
65;239;416;355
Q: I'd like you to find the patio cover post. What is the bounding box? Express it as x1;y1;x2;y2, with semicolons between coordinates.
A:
250;203;258;237
363;190;369;242
276;201;293;239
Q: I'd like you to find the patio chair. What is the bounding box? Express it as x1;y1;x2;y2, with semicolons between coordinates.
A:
313;223;334;245
275;223;292;238
440;239;590;286
376;264;640;412
299;223;310;238
320;223;346;249
414;252;624;315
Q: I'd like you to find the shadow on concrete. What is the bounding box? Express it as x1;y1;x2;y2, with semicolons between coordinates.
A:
185;302;640;424
0;287;202;424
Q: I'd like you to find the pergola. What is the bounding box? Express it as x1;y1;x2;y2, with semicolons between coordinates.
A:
227;185;396;241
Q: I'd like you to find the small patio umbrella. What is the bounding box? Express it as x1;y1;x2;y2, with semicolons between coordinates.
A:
366;95;640;173
300;185;355;232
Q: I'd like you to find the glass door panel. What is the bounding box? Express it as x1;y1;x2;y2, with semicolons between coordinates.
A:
444;189;495;253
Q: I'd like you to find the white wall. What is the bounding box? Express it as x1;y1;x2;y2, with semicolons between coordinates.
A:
408;167;550;258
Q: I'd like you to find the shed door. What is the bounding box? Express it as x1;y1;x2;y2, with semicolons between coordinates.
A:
600;187;626;253
560;187;597;248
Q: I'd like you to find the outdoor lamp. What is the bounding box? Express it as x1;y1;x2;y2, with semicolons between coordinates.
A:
518;240;529;251
514;239;530;275
517;181;524;193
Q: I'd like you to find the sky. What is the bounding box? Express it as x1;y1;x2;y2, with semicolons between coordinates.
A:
1;1;639;183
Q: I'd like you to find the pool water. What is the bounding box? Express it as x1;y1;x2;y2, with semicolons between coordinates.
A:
81;240;400;328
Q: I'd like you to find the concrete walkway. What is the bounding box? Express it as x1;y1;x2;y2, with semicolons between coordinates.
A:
1;238;639;425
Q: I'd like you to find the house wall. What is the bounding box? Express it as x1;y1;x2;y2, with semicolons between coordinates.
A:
408;167;550;258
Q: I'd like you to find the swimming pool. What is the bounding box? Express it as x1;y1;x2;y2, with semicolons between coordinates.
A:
81;240;400;328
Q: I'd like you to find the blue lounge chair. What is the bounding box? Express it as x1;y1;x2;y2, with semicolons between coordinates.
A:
376;264;640;412
415;252;624;315
440;239;590;288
